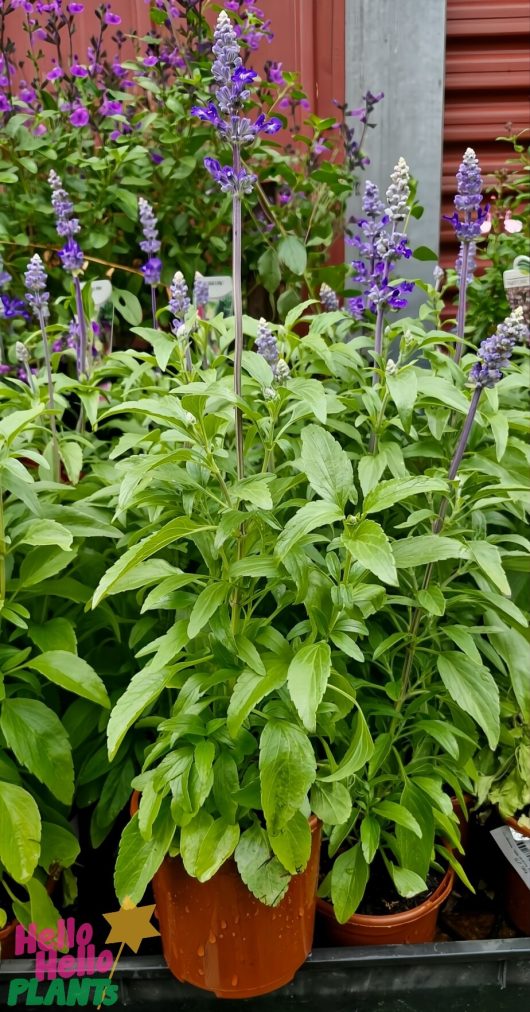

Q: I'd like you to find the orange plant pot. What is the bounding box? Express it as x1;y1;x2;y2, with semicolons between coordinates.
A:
504;817;530;935
316;867;454;946
130;793;321;998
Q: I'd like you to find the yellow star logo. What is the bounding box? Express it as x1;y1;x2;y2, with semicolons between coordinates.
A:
96;898;160;1010
103;897;159;953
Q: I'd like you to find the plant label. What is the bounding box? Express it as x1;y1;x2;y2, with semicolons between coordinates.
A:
490;826;530;889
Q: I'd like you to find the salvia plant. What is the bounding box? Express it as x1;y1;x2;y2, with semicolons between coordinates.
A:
0;5;528;935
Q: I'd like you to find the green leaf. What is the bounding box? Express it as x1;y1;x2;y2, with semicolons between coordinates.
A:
227;661;287;738
329;630;364;661
0;782;41;883
92;518;214;607
415;719;460;759
392;535;467;568
395;783;434;879
413;245;439;261
363;476;447;514
287;378;327;423
235;823;291;906
15;519;72;551
59;441;83;484
269;810;311;874
310;781;352;826
187;583;227;639
232;475;273;509
299;425;354;509
180;811;239;882
0;699;74;805
331;843;369;922
26;878;62;938
360;816;380;864
28;618;77;654
258;248;281;293
416;586;446;616
372;801;422;836
468;541;511;596
278;236;307;275
259;720;316;835
114;807;175;905
489;412;509;462
358;452;387;497
389;865;427;897
20;547;74;588
131;326;175;371
213;753;239;823
0;405;44;445
39;823;80;873
275;500;344;560
111;287;142;325
320;709;374;782
287;641;331;732
343;519;398;585
438;652;500;749
487;625;530;722
386;367;418;431
26;651;110;708
108;624;187;759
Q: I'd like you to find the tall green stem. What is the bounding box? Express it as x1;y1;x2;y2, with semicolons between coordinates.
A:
73;275;90;379
396;385;483;713
453;232;470;365
232;143;244;482
37;309;60;483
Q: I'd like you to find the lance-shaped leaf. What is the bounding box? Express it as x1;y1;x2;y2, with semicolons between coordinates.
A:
299;425;355;509
287;641;331;732
259;720;316;835
343;519;398;585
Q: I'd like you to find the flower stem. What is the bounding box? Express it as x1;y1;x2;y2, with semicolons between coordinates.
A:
37;309;60;483
394;384;483;716
151;285;158;330
232;143;244;482
454;237;469;365
73;275;89;379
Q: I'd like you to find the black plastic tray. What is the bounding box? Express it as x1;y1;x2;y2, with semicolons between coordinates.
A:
2;939;530;1010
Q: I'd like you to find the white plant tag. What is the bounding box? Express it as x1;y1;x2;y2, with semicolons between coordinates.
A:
207;275;232;300
491;825;530;888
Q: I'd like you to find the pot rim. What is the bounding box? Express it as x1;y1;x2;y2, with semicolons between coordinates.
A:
317;865;454;927
505;815;530;840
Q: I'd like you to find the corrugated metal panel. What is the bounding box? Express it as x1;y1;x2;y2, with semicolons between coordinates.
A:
441;0;530;268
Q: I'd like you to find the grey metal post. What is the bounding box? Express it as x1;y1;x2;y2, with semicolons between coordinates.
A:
345;0;447;290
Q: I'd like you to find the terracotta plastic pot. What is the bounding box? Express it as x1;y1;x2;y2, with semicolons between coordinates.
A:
504;816;530;935
316;866;454;946
130;792;321;998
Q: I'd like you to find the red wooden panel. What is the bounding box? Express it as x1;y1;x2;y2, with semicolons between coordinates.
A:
441;0;530;268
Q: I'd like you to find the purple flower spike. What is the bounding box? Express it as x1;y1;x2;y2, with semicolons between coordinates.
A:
169;270;191;332
320;283;339;311
193;272;209;310
138;198;161;286
470;307;527;388
49;169;81;239
204;157;256;195
59;238;85;273
255;317;279;368
455;147;483;214
25;253;50;321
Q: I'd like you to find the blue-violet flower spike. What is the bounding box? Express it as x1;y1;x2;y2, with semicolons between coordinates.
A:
320;283;339;311
169;270;191;332
25;253;50;321
470;307;527;388
194;272;209;309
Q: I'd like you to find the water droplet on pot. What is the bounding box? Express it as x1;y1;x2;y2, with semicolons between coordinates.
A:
208;930;216;944
185;906;190;914
197;945;205;957
235;915;240;924
231;975;238;987
198;969;204;977
298;908;304;917
221;920;227;930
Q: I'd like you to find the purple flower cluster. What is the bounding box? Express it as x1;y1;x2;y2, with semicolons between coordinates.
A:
348;164;414;320
168;271;190;333
455;240;476;287
470;307;527;388
24;253;50;321
225;0;273;51
138;198;162;286
319;283;339;312
193;272;209;310
192;11;280;195
255;317;278;369
48;170;85;272
445;148;486;241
